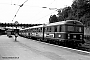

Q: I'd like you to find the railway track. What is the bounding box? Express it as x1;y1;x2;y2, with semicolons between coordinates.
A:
41;39;90;53
77;41;90;52
20;35;90;54
59;42;90;52
35;40;90;54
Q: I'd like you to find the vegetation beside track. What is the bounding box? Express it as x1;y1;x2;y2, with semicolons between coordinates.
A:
78;35;90;52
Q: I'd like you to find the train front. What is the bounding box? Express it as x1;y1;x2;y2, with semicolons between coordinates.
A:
65;20;85;46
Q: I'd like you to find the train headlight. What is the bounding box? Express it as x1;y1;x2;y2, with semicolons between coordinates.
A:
68;34;70;39
58;35;61;37
80;35;82;39
68;34;70;36
68;36;70;39
73;35;76;38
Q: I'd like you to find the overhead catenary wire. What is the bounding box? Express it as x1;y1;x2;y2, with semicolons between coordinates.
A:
11;0;57;23
12;0;28;22
28;0;56;23
36;10;57;22
11;0;56;21
47;0;55;7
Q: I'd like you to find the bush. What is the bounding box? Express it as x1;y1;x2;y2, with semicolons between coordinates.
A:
84;35;90;40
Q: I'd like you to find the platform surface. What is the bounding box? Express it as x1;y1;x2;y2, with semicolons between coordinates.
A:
0;35;90;60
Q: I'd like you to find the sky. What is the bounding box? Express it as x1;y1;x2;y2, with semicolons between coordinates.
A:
0;0;73;24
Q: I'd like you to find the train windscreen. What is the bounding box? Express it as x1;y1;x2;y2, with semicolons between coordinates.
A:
67;26;83;32
67;26;74;32
75;26;82;32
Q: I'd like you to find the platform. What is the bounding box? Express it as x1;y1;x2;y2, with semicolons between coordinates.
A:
0;35;90;60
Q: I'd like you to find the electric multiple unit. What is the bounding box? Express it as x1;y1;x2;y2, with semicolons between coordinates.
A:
19;20;85;47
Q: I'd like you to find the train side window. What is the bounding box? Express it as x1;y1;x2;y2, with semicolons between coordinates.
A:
30;29;32;32
36;28;38;32
47;27;51;32
37;28;39;32
38;28;40;32
57;25;61;32
54;26;57;32
33;29;35;32
35;28;36;32
44;27;46;32
34;28;35;32
34;28;36;32
40;27;42;32
46;27;48;32
61;25;66;32
32;29;34;32
49;27;51;32
41;27;43;32
38;27;42;32
51;26;54;32
47;27;49;32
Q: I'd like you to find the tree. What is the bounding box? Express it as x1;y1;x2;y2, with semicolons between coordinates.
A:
71;0;90;18
49;15;58;23
49;0;90;26
57;6;74;21
80;13;90;26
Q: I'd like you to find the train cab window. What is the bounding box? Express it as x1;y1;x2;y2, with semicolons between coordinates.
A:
75;26;82;32
67;26;74;32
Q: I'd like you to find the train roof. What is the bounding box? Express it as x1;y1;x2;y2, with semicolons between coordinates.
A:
20;20;83;30
45;20;83;27
20;25;43;30
20;27;30;30
29;25;44;29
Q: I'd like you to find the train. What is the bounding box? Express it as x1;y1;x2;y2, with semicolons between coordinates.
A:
19;20;85;47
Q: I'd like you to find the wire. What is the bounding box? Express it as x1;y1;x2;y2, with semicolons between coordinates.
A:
12;0;56;23
48;0;55;7
33;0;56;22
12;7;20;21
11;0;12;5
12;0;28;22
36;10;57;21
